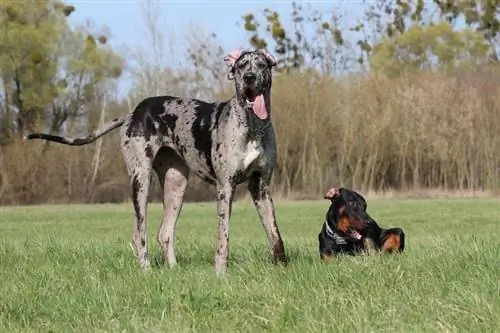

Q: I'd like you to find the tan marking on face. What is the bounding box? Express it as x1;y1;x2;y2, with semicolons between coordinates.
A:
338;215;351;233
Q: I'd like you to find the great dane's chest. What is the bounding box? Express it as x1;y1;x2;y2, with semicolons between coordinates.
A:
224;139;272;180
239;140;266;171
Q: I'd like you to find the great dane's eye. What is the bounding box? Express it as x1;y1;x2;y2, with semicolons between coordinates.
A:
257;62;266;69
237;61;247;69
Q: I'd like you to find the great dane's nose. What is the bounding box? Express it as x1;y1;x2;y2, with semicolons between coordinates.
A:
243;72;256;83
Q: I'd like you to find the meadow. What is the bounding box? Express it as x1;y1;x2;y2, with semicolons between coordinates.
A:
0;198;499;333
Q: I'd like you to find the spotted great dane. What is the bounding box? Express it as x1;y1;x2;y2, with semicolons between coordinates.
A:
26;49;287;276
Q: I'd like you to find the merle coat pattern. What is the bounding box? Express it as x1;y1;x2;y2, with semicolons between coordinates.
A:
26;49;287;276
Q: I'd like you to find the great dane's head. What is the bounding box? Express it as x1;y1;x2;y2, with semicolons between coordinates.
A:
224;49;276;120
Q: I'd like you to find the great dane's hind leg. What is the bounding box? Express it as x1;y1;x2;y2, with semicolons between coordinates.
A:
248;172;287;265
214;182;235;276
122;138;153;271
154;148;189;267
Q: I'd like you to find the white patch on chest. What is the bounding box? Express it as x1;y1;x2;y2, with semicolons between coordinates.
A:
242;140;263;170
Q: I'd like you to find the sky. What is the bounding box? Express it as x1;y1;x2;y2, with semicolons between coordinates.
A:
68;0;366;50
67;1;367;96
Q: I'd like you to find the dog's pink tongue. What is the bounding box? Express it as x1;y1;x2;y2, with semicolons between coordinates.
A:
252;95;268;120
351;230;362;240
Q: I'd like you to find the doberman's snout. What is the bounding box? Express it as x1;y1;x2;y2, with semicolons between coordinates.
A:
243;72;257;83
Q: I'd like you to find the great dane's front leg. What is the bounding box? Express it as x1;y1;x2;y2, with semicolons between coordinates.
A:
214;182;235;276
248;172;287;265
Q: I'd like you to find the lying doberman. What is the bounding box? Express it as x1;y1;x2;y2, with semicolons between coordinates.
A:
318;187;405;261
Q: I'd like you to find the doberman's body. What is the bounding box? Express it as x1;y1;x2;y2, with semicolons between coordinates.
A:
318;187;405;261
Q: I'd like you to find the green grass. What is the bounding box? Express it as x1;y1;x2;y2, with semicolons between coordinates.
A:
0;198;499;333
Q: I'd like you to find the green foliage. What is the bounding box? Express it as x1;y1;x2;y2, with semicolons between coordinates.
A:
241;2;348;73
370;21;491;76
434;0;500;59
0;1;62;136
239;1;499;73
0;0;123;142
354;0;500;67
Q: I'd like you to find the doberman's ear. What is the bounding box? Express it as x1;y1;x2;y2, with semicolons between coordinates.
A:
323;187;340;200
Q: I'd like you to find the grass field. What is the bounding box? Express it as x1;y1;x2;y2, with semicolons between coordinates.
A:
0;198;499;333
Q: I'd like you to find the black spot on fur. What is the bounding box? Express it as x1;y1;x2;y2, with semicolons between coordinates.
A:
126;96;180;140
131;174;142;220
145;145;154;159
144;116;156;138
179;146;187;158
190;101;230;181
214;103;227;129
194;170;215;185
203;176;216;185
230;170;248;186
73;136;94;145
172;135;180;146
191;102;217;178
163;113;178;132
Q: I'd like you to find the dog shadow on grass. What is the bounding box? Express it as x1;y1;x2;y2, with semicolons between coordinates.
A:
150;245;319;269
148;244;410;275
148;244;399;270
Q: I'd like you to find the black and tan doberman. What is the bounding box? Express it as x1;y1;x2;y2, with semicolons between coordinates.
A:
318;187;405;261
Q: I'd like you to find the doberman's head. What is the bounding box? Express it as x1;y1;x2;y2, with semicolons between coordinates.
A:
323;187;374;241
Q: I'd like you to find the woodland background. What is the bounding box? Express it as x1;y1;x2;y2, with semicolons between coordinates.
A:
1;0;500;205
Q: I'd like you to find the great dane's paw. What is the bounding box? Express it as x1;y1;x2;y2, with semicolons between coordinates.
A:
214;264;229;278
273;254;289;266
272;242;288;266
166;260;178;269
140;260;152;273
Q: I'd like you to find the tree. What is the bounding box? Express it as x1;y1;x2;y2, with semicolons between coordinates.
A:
240;2;351;74
433;0;500;61
0;0;123;143
369;21;491;76
127;1;227;105
351;0;499;67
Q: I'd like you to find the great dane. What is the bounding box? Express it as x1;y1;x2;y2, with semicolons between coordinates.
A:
26;48;287;276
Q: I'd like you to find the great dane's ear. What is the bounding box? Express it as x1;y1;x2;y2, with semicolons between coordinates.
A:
323;187;340;200
224;49;243;80
258;49;277;67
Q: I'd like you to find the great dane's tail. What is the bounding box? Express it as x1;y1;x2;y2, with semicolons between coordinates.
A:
25;115;127;146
